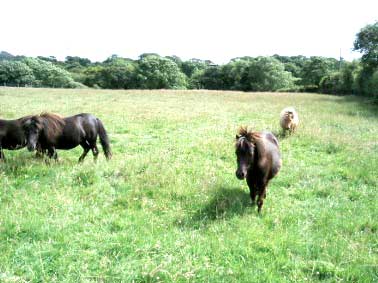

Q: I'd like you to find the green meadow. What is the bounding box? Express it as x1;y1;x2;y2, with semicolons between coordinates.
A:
0;88;377;282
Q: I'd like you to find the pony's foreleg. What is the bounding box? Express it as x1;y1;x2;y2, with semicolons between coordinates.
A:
53;150;58;161
256;181;269;214
0;146;5;161
257;191;265;214
78;148;90;163
35;144;45;158
290;122;298;134
47;147;58;162
281;128;288;138
246;177;257;204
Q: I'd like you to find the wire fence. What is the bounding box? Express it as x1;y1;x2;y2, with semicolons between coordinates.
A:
0;82;67;88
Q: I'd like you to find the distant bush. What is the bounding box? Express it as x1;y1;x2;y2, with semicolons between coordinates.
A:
365;70;378;98
22;58;78;88
1;21;377;97
67;81;88;89
276;85;302;93
319;62;360;95
136;55;187;89
0;60;35;86
191;57;296;91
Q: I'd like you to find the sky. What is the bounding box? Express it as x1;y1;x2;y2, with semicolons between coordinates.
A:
1;0;377;64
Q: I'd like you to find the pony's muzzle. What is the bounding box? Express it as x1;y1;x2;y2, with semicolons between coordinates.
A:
236;170;246;180
27;144;36;152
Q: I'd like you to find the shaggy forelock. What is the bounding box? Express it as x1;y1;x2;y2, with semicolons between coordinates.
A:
236;126;261;143
236;137;253;153
235;126;261;154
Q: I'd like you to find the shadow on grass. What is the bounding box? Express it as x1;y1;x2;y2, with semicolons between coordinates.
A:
340;95;378;118
272;130;291;141
0;151;54;177
0;151;33;163
176;186;254;229
316;94;378;119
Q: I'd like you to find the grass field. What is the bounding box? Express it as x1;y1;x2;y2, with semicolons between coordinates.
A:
0;88;377;282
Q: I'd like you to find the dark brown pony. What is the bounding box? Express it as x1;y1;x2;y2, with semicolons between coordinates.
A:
0;115;36;160
24;113;112;162
235;126;282;213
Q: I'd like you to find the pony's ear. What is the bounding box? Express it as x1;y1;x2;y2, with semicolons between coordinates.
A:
236;134;240;139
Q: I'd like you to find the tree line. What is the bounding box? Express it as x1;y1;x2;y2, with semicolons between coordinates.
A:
0;22;377;97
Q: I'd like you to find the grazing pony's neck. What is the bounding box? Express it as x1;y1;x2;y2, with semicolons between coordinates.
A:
36;113;65;139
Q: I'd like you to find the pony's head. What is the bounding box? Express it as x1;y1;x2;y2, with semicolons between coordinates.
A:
286;111;294;121
235;126;259;180
23;116;42;151
23;113;65;151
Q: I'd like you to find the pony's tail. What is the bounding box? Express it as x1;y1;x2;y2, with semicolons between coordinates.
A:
97;118;112;160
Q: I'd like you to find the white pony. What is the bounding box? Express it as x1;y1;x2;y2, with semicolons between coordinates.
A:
280;107;299;133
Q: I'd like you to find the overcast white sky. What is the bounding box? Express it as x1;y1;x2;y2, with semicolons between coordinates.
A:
1;0;377;63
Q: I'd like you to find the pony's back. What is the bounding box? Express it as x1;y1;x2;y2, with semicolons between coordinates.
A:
257;131;282;179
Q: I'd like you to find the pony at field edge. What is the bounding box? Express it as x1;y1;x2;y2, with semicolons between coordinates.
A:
235;126;282;213
24;113;112;162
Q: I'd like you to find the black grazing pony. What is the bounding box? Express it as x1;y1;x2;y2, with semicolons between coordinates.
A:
0;115;34;160
235;126;282;213
24;113;112;162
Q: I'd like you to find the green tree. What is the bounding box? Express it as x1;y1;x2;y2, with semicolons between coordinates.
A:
354;22;378;69
0;60;35;86
23;57;82;88
319;61;359;95
100;57;137;89
246;57;296;91
190;66;223;90
82;65;105;88
300;56;338;88
165;55;183;70
65;56;91;68
192;57;295;91
0;51;15;61
181;58;209;79
37;56;58;63
353;22;378;97
136;54;187;89
221;59;251;90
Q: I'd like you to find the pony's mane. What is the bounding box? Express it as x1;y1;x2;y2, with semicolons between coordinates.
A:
39;112;64;120
18;115;33;123
236;126;261;143
36;112;65;138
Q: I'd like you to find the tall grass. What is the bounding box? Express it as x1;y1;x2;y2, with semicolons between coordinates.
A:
0;88;377;282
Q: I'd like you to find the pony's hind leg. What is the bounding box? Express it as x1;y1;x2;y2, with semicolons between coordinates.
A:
91;145;99;161
246;177;257;204
78;147;90;163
